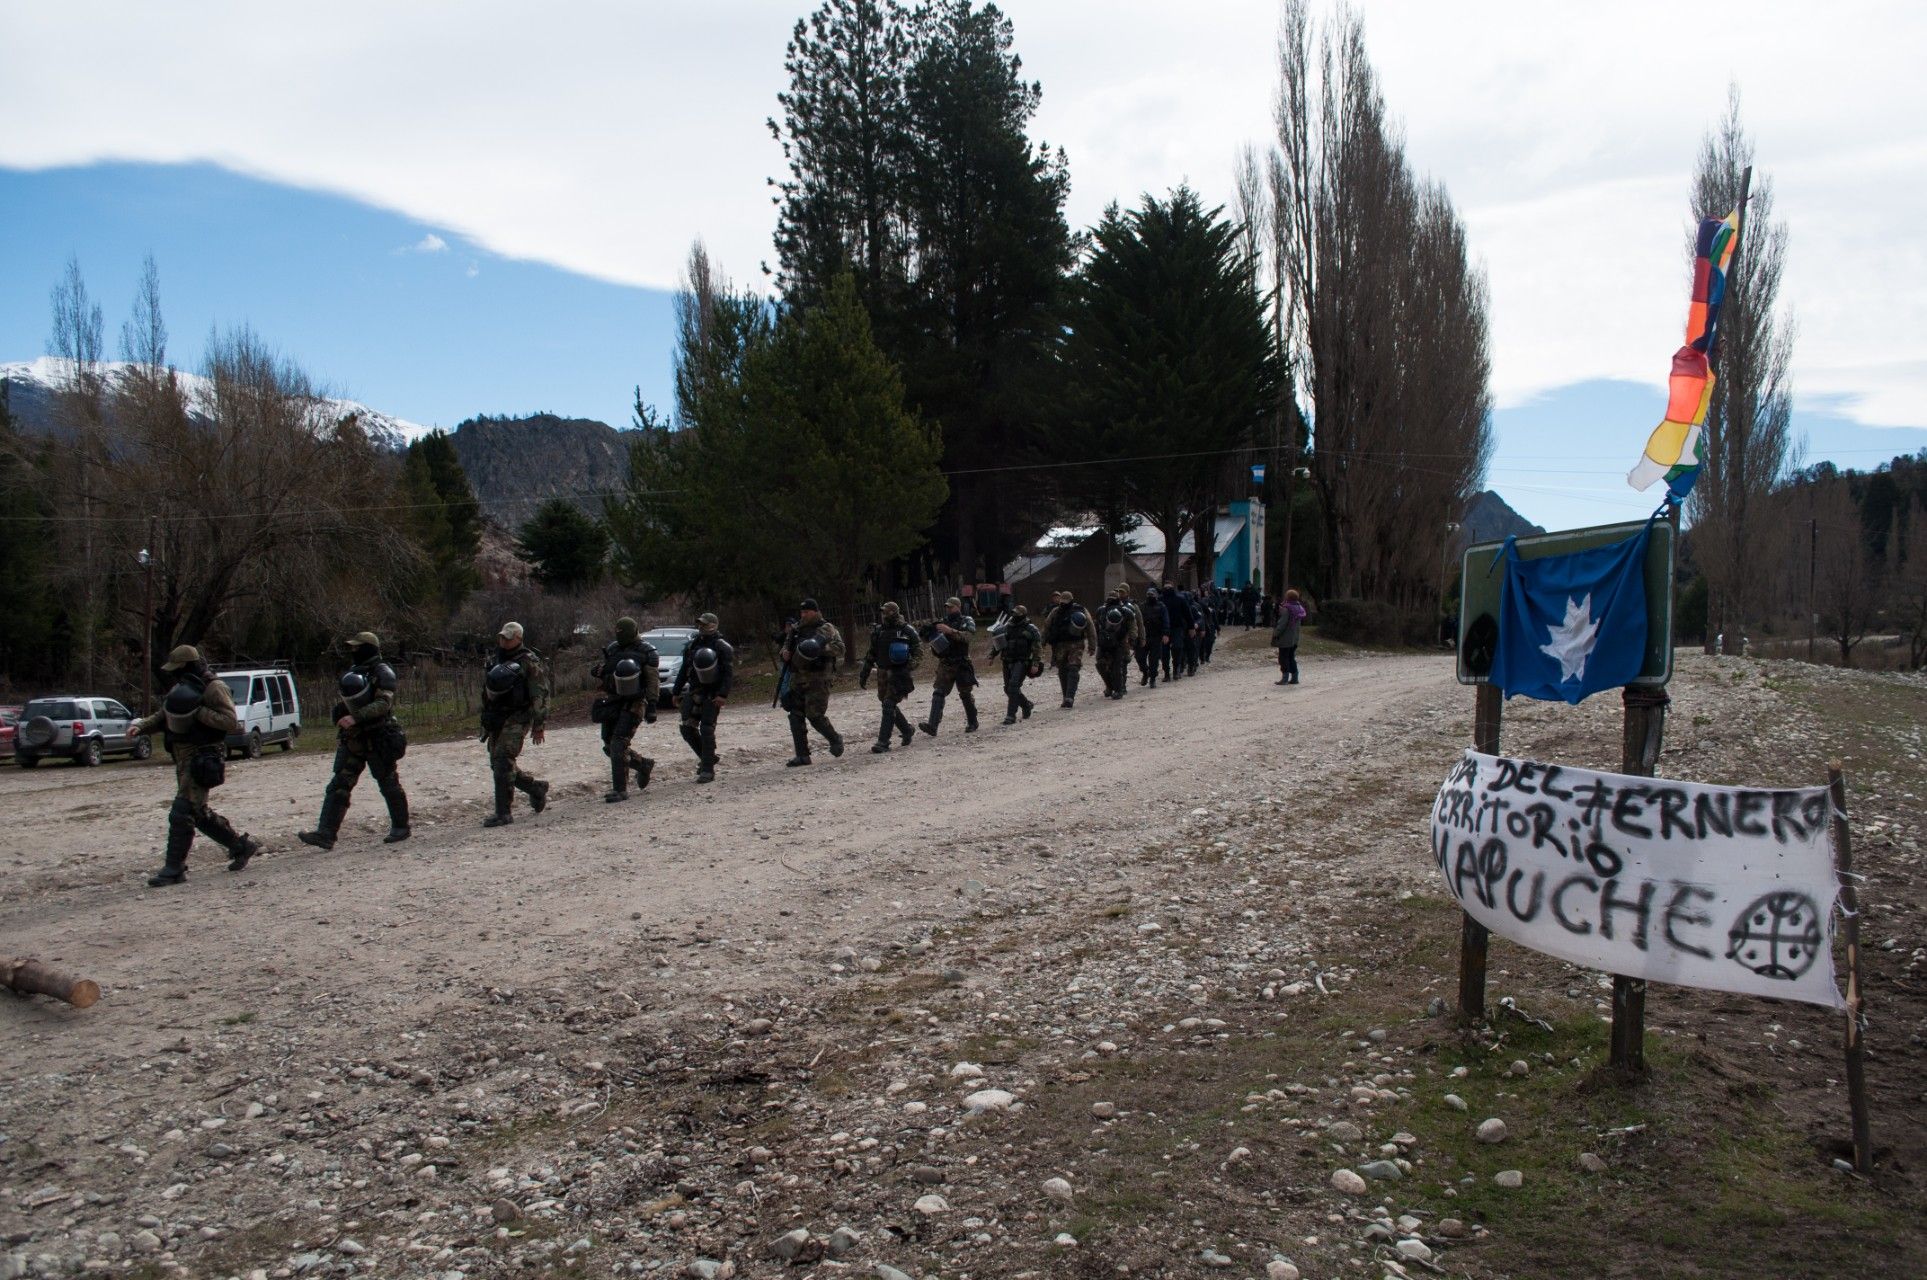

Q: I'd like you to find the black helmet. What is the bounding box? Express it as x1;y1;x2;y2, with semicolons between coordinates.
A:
163;682;202;717
1104;607;1122;626
339;670;372;703
691;646;719;674
796;636;824;663
485;661;523;696
1068;608;1089;631
614;658;643;682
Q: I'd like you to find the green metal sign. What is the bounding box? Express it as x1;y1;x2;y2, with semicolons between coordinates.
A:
1456;519;1675;687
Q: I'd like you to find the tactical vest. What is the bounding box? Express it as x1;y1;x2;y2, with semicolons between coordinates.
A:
689;639;725;686
877;625;913;668
1002;624;1038;663
484;654;535;711
603;642;657;699
161;674;224;749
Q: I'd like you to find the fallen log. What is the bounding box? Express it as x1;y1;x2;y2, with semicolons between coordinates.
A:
2;958;101;1009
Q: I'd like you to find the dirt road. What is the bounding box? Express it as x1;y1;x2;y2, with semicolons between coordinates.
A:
6;641;1918;1280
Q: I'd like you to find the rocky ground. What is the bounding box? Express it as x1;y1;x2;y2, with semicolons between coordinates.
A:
1;635;1922;1280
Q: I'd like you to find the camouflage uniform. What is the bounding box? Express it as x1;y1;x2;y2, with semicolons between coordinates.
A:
779;608;846;765
918;601;980;736
859;606;924;752
480;626;550;826
1041;594;1096;707
132;646;260;886
300;631;410;849
672;617;734;783
1095;590;1142;699
592;617;660;802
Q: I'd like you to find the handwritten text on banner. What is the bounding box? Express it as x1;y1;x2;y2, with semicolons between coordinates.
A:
1431;751;1844;1010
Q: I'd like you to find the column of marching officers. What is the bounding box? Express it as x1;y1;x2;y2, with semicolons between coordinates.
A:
126;581;1272;887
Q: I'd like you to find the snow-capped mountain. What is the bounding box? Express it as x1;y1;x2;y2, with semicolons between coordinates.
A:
0;356;437;449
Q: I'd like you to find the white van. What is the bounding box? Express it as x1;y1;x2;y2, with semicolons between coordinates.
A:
214;667;303;758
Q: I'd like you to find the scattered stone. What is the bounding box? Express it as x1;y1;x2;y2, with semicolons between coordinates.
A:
1042;1176;1074;1203
1437;1218;1468;1238
1494;1169;1524;1189
685;1262;733;1280
1578;1152;1608;1174
913;1194;950;1216
1444;1093;1468;1112
1200;1249;1234;1267
826;1227;861;1258
491;1199;523;1224
1391;1131;1419;1148
767;1229;810;1261
131;1231;161;1255
963;1088;1015;1112
875;1267;914;1280
1091;1101;1117;1119
1368;1028;1387;1043
1267;1262;1302;1280
1227;1146;1252;1164
1327;1120;1364;1142
948;1061;985;1079
1509;1059;1530;1076
1358;1160;1403;1181
336;1239;366;1256
909;1165;945;1184
746;1146;774;1166
1476;1117;1509;1143
1396;1239;1434;1262
1330;1168;1368;1195
1053;1233;1077;1247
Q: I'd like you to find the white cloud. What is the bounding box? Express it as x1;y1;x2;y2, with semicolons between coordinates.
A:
464;262;480;279
413;232;448;253
2;0;1922;429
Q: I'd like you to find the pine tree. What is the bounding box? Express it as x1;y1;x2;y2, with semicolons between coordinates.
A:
517;499;611;591
1054;188;1278;581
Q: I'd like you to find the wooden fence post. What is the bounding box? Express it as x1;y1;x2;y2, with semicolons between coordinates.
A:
1610;684;1670;1074
1457;682;1503;1024
1828;763;1873;1174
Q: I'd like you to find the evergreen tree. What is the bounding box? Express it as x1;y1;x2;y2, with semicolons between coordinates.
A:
517;498;611;591
408;429;482;559
1053;188;1278;580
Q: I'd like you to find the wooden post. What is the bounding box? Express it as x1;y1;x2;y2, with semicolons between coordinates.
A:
1610;684;1670;1074
1828;763;1873;1174
1457;683;1502;1024
1;958;101;1009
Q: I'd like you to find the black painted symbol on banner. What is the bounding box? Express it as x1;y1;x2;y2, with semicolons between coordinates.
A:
1725;892;1824;981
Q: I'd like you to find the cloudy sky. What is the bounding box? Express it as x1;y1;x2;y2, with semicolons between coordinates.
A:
3;0;1923;528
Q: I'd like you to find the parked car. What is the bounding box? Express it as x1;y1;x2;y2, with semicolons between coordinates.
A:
215;667;303;758
13;696;152;767
0;706;21;760
642;627;700;706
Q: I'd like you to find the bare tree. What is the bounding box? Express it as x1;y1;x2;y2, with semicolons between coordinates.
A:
1891;493;1927;669
1268;0;1490;606
1808;478;1881;666
47;256;107;684
1689;87;1798;654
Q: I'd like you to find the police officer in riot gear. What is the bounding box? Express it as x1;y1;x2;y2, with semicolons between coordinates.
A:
994;605;1044;725
127;645;262;886
918;597;979;737
859;601;923;753
1137;586;1169;687
592;616;659;803
672;612;733;783
299;631;410;850
479;621;549;827
778;597;846;766
1041;590;1094;708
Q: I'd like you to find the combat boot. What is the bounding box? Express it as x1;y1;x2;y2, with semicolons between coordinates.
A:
298;791;350;851
148;806;194;887
785;715;812;767
961;690;979;732
896;708;914;747
483;775;514;827
634;755;654;790
380;778;411;843
226;834;263;872
696;755;717;784
515;775;550;814
809;715;844;758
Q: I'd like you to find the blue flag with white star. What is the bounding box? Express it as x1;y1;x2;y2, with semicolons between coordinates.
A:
1489;524;1651;704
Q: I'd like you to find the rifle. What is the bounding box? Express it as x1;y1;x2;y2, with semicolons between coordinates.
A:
772;618;797;708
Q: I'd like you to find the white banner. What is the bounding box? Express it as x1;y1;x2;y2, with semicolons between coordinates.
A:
1431;751;1844;1010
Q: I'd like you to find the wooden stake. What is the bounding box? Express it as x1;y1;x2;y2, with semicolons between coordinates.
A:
1;958;101;1009
1610;685;1670;1074
1828;763;1873;1175
1457;683;1502;1024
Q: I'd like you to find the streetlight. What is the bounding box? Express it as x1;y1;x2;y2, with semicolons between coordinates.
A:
1437;522;1461;646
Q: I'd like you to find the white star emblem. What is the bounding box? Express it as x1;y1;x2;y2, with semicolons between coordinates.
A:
1540;594;1601;683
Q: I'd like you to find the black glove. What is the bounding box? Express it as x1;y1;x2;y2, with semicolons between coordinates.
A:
644;705;657;724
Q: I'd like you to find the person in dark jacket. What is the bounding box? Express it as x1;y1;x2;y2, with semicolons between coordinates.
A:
1272;589;1307;685
1157;583;1186;682
127;645;262;886
672;612;734;783
1136;587;1168;687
